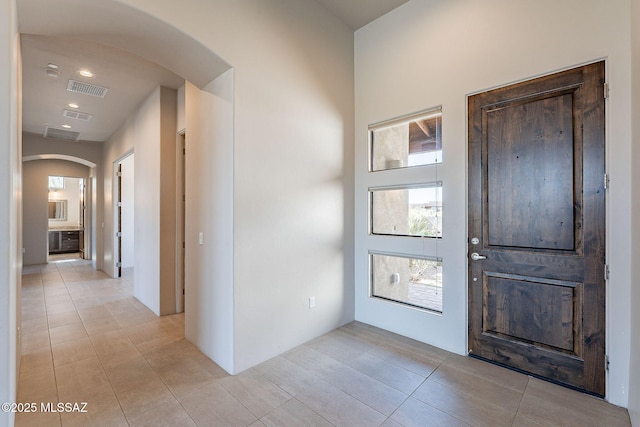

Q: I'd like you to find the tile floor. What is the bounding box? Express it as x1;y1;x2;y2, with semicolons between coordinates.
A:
17;259;631;426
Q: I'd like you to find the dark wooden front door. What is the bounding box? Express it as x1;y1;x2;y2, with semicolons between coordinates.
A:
467;62;606;396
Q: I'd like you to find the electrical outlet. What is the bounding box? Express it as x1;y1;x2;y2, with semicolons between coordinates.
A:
309;296;316;309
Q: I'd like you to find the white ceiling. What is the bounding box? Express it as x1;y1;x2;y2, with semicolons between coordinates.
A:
20;0;408;143
21;35;184;142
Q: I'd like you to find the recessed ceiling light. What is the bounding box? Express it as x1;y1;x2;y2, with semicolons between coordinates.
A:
78;69;95;78
61;124;71;129
67;103;80;109
47;63;59;69
45;68;60;78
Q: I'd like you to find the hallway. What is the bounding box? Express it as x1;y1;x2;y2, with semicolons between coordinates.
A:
17;260;631;426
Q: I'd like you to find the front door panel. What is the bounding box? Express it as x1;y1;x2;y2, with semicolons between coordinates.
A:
468;61;606;396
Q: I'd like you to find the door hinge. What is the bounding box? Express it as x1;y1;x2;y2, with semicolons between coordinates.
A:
116;171;122;177
604;82;609;100
116;262;122;268
604;173;609;190
604;264;610;280
606;355;610;371
116;231;122;237
117;201;123;207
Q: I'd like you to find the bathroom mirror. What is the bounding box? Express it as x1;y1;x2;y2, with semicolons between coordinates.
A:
48;200;67;221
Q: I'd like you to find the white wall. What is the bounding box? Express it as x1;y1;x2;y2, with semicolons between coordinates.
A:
355;0;632;406
185;76;235;372
629;0;640;423
0;0;20;425
120;154;134;269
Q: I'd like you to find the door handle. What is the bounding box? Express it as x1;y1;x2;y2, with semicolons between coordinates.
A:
470;252;486;261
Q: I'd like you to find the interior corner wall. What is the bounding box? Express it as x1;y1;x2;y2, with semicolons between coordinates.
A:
355;0;631;406
103;119;135;278
103;85;178;315
628;0;640;423
0;0;19;425
120;154;135;269
142;0;355;373
22;161;90;265
185;76;235;373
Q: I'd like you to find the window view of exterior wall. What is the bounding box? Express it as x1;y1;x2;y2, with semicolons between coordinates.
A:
371;184;442;237
370;109;442;171
371;253;443;312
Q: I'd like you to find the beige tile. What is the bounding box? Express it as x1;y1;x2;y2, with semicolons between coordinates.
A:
55;357;112;397
18;265;631;427
366;343;441;378
412;379;516;427
103;356;157;391
59;402;128;427
442;354;529;392
90;329;141;369
47;310;81;328
296;379;386;427
127;399;197;427
21;315;49;334
261;398;333;427
22;330;51;352
346;351;425;394
282;345;345;379
76;306;113;323
427;363;524;413
390;397;470;427
17;368;58;403
82;316;121;336
179;381;258;427
152;357;218;398
323;364;407;416
255;355;320;397
20;346;54;378
15;410;61;427
113;308;157;329
45;294;73;306
517;378;631;427
111;375;177;420
219;369;292;418
46;301;78;315
52;337;97;367
49;323;88;345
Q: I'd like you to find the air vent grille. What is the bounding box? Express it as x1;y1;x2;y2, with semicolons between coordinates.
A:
44;126;80;141
67;79;109;98
63;109;93;121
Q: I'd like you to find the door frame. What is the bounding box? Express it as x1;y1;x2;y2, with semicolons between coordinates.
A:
113;151;134;278
465;59;608;395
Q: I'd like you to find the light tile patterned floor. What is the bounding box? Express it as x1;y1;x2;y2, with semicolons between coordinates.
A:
17;259;631;426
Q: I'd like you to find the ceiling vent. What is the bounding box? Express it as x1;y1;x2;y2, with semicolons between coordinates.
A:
67;79;109;98
63;109;93;121
43;126;80;141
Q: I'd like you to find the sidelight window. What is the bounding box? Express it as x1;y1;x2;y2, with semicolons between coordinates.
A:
370;183;442;238
370;252;443;313
367;106;444;313
370;108;442;171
